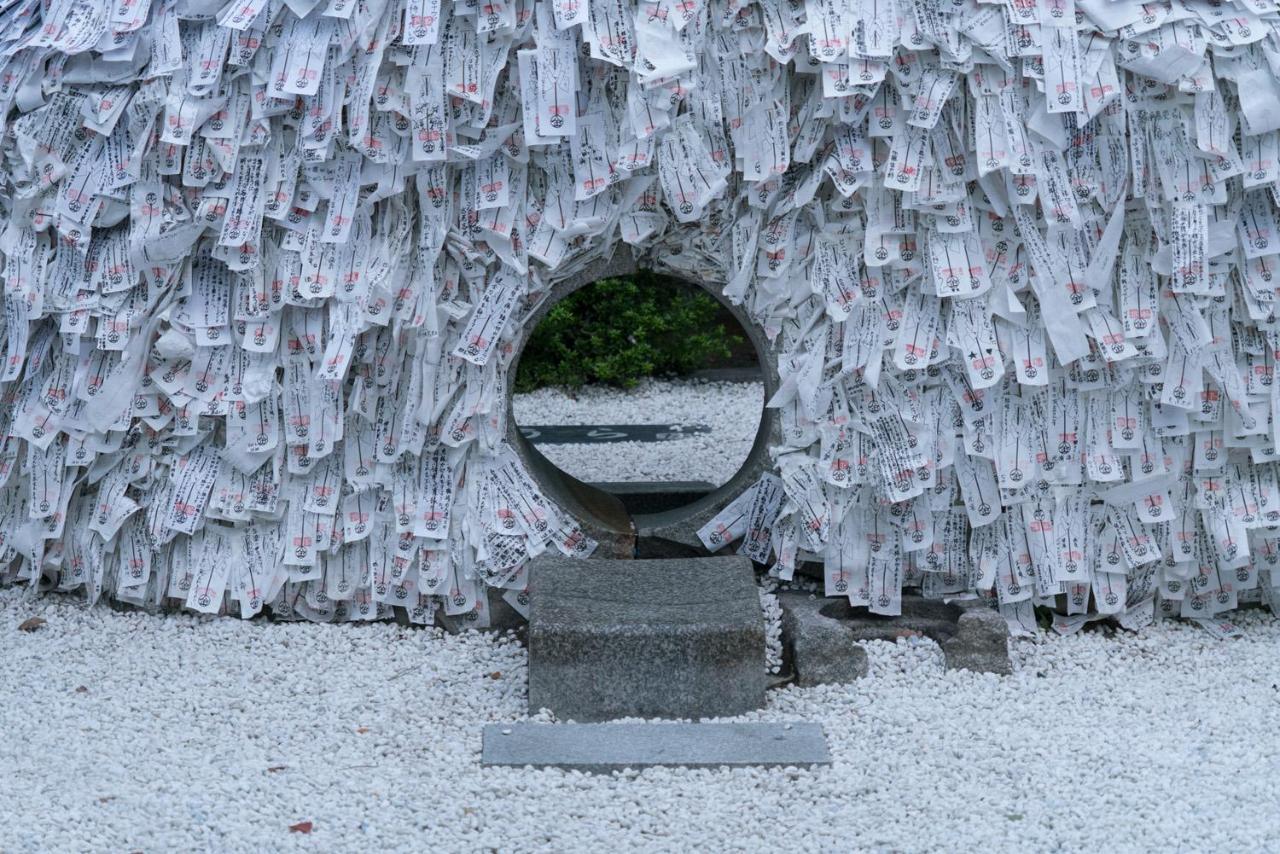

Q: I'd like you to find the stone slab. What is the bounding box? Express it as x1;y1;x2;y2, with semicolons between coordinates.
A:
481;722;831;772
528;555;767;721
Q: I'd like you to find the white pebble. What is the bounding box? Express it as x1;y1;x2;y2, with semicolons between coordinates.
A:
513;378;764;486
3;587;1278;850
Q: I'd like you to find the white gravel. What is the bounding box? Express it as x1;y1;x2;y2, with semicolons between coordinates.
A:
4;586;1278;852
513;378;763;486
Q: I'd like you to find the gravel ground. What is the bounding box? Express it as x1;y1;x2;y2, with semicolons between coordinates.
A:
513;379;763;485
3;586;1278;852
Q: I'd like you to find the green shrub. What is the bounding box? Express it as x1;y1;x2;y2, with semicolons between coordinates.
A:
514;272;743;391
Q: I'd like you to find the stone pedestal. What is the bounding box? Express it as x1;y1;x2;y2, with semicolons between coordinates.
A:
528;555;766;721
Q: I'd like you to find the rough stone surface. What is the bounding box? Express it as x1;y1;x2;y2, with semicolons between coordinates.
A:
528;555;766;721
633;536;706;560
481;722;831;772
777;592;868;687
938;609;1014;675
820;595;1012;675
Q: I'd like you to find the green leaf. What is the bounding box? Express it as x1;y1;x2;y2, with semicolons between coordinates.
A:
513;272;745;392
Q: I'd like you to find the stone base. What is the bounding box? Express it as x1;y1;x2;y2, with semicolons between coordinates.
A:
528;555;767;721
777;592;869;686
819;595;1012;675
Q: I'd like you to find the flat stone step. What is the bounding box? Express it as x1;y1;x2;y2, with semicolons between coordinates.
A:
481;722;830;772
587;480;714;515
528;555;766;721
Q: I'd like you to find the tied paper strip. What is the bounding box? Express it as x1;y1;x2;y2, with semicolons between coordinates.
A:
2;0;1280;637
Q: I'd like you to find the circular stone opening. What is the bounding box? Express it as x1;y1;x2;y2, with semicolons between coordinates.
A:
514;273;762;510
504;251;780;556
